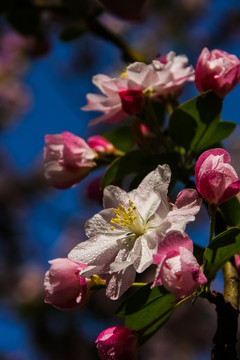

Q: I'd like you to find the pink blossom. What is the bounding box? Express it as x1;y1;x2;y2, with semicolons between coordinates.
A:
151;51;195;96
44;258;91;310
87;135;115;155
153;231;206;299
195;148;240;205
96;326;138;360
195;48;240;98
44;131;97;189
82;53;194;125
69;166;201;300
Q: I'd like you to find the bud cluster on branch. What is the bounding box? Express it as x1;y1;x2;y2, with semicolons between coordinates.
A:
43;47;240;359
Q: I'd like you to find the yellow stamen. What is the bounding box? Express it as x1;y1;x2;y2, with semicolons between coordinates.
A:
110;200;138;230
121;71;128;78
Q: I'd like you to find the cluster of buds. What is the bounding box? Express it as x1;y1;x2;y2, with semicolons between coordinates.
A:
43;47;240;360
44;132;116;189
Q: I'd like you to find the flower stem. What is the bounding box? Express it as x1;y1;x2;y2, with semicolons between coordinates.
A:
209;204;217;244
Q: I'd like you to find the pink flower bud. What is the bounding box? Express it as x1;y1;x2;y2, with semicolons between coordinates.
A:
153;231;206;299
44;131;97;189
98;0;149;21
118;89;145;115
44;258;91;310
87;136;115;155
195;148;240;205
96;326;138;360
195;48;240;98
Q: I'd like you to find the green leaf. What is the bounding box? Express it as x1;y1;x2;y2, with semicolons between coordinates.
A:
116;284;176;345
60;27;85;42
196;120;236;152
220;196;240;227
104;125;134;152
203;227;240;281
169;91;223;152
101;150;145;188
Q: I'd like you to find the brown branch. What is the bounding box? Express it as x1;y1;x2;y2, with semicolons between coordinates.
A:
33;1;144;63
205;264;239;359
87;18;145;63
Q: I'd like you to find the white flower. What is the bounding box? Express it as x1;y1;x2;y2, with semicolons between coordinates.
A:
68;165;201;299
82;52;194;126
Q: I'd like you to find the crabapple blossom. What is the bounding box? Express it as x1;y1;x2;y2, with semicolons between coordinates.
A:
68;165;201;299
151;51;195;96
195;48;240;98
195;148;240;205
44;258;95;310
96;326;138;360
152;231;207;299
82;52;194;125
44;131;97;189
87;135;115;155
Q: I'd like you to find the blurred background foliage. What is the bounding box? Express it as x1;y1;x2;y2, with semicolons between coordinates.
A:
1;0;240;359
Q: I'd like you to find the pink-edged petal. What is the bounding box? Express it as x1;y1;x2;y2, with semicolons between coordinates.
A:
167;189;202;231
153;230;193;266
44;161;91;189
82;94;113;112
92;74;119;95
89;107;127;126
219;180;240;204
195;149;231;184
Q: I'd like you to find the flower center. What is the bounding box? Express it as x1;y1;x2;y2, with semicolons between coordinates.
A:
110;200;145;235
121;71;128;78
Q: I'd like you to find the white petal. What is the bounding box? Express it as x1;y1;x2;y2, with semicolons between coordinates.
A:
68;234;122;274
167;189;201;232
130;164;171;221
105;265;136;300
132;234;158;273
103;185;130;209
85;208;125;238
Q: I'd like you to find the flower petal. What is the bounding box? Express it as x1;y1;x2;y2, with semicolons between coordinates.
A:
130;164;171;221
167;189;202;231
105;265;136;300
